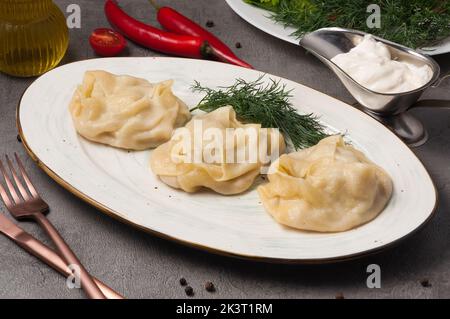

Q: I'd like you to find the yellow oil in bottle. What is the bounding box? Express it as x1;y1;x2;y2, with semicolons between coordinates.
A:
0;0;69;77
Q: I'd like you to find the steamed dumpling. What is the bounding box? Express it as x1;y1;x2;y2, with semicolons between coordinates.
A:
69;70;191;150
258;136;392;232
151;106;286;195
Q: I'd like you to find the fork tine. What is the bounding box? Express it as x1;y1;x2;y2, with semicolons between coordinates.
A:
0;159;21;204
5;155;31;201
0;177;14;208
14;153;39;198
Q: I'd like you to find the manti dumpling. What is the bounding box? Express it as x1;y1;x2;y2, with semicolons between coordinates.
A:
150;106;286;195
258;136;392;232
69;70;191;150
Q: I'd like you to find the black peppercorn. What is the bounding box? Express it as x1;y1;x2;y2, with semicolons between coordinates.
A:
235;42;242;49
185;286;194;296
420;279;432;287
205;281;215;292
206;20;215;28
335;293;345;299
179;278;187;286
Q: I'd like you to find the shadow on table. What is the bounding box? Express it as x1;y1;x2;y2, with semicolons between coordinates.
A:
81;180;448;291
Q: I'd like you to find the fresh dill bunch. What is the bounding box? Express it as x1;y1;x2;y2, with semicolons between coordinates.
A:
191;76;329;149
259;0;450;48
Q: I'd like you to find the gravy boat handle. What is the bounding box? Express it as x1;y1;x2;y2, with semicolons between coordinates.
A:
411;72;450;109
411;99;450;109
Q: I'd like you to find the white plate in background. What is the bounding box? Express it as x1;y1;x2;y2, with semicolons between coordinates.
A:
225;0;450;55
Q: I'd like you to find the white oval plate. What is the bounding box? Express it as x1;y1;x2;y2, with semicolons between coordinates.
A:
17;57;437;263
225;0;450;55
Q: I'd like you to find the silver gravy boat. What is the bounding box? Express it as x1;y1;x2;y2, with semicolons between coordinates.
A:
300;27;450;147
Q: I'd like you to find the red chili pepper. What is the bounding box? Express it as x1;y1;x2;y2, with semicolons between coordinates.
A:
105;0;210;59
149;1;253;69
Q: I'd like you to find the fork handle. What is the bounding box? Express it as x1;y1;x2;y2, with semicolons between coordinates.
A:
11;231;124;299
33;212;106;299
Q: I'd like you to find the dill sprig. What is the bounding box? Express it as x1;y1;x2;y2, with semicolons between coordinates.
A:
191;76;328;149
245;0;450;49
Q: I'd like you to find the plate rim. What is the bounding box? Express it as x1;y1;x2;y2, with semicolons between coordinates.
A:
225;0;298;45
16;57;439;264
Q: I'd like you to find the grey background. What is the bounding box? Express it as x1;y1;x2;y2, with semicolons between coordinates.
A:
0;0;449;299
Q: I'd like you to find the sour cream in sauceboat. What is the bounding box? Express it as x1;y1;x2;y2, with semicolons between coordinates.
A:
331;35;433;94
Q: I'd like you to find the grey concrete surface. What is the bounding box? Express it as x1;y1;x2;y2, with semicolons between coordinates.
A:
0;0;449;299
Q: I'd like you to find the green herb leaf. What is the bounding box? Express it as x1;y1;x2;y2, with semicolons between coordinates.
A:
191;76;329;149
248;0;450;48
244;0;281;11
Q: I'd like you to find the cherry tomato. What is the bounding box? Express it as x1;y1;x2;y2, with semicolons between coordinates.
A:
89;28;126;57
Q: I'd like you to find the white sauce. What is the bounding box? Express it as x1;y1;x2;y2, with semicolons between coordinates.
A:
331;35;433;94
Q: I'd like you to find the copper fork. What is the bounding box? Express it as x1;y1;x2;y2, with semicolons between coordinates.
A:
0;154;106;299
0;211;124;298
